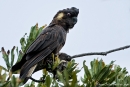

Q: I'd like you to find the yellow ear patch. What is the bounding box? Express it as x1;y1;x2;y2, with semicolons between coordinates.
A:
56;13;64;20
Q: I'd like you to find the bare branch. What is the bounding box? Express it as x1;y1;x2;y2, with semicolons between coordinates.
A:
30;77;45;83
71;45;130;59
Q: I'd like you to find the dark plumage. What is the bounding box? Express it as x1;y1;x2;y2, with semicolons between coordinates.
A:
11;7;79;84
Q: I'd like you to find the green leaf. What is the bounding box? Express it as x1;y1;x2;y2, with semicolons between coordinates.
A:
17;50;23;63
57;71;64;83
1;47;10;71
1;73;7;82
0;65;8;72
83;60;92;82
37;25;46;36
16;47;18;56
63;69;69;86
24;84;30;87
45;75;52;87
0;81;9;87
71;71;77;87
32;24;38;40
96;61;114;83
11;75;16;87
30;81;35;87
11;46;15;67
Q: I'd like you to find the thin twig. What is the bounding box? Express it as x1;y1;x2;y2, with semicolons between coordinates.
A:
30;77;45;83
71;45;130;59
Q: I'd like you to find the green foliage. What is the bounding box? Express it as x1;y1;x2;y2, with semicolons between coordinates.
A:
81;59;130;87
0;24;47;87
0;24;130;87
20;23;46;53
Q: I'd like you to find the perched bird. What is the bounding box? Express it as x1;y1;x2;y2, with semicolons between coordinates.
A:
11;7;79;84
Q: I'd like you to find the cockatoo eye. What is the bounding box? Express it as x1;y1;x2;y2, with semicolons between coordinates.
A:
67;13;71;16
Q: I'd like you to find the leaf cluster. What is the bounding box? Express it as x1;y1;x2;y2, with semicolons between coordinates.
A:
0;24;130;87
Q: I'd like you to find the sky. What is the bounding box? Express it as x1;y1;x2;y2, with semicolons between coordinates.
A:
0;0;130;84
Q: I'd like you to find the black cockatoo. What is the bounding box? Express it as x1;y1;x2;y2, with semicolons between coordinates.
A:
11;7;79;84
